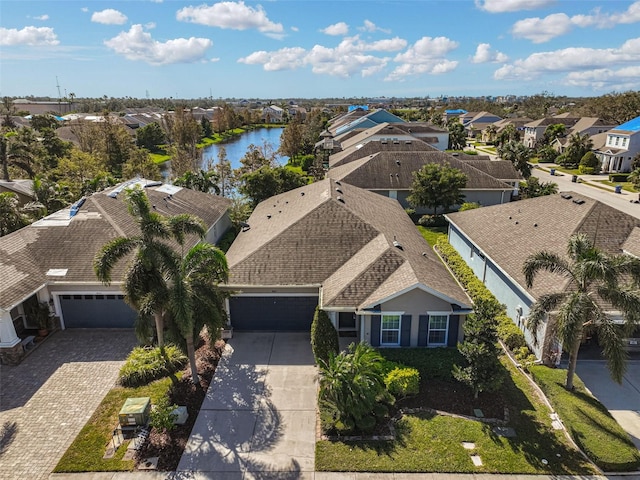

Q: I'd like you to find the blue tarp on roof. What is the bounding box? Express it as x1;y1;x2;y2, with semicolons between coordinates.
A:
445;109;467;114
616;116;640;132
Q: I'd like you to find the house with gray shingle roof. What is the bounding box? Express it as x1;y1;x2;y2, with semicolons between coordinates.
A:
446;192;640;363
327;151;515;213
0;179;231;365
223;179;472;347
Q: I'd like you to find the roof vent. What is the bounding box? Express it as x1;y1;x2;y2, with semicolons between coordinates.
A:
534;223;538;227
573;199;585;205
336;188;343;194
396;160;401;166
240;222;250;232
337;196;345;203
422;252;428;257
393;240;403;250
301;192;305;196
267;214;272;219
381;139;388;144
561;193;573;200
405;140;412;144
335;180;341;186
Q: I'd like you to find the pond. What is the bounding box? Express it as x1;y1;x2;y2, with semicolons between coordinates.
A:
201;127;288;170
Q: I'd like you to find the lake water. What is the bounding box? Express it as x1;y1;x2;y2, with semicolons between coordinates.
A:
201;127;287;170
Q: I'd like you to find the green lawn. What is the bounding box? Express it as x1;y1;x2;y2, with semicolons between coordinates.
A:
417;226;448;247
54;378;174;473
149;152;171;164
316;351;597;474
530;365;640;471
592;179;638;193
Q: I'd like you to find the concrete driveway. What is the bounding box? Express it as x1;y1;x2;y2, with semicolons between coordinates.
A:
177;331;318;479
576;359;640;450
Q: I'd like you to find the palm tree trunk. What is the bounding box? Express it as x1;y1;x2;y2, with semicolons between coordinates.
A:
186;333;199;384
154;312;164;347
565;335;582;390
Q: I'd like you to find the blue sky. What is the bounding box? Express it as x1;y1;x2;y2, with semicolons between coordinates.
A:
1;0;640;100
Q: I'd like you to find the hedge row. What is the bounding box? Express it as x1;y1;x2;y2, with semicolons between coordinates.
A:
435;240;528;351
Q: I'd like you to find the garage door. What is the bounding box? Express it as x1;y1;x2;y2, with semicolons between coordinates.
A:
59;294;137;328
229;296;318;331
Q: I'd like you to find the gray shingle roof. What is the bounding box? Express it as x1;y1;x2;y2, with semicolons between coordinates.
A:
327;151;514;191
446;192;640;299
329;138;437;168
0;180;231;310
225;179;470;309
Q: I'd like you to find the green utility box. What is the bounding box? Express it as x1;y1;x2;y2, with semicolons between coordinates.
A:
118;397;151;427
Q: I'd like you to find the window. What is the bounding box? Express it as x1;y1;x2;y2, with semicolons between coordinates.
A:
615;136;620;146
622;138;628;147
428;314;448;345
381;314;401;345
389;190;397;199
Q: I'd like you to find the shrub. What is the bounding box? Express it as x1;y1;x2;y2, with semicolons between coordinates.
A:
578;165;595;174
149;395;178;433
418;214;448;227
580;151;600;173
310;307;339;366
385;366;420;397
118;345;187;387
609;173;629;182
514;346;537;372
459;202;481;211
496;314;527;350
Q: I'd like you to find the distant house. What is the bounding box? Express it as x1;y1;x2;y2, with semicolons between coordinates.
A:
594;116;640;173
326;151;515;213
224;179;472;346
330;109;405;137
552;117;616;153
446;192;640;363
483;117;532;143
460;112;503;138
0;179;231;365
328;137;438;169
261;105;284;123
523;114;581;148
0;180;35;206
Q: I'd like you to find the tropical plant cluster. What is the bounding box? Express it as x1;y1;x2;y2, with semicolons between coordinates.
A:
118;345;187;387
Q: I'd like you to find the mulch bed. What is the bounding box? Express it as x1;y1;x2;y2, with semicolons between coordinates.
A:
135;338;225;471
396;378;507;420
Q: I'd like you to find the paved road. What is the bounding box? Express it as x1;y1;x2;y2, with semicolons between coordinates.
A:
577;359;640;450
531;165;640;220
0;329;137;480
177;332;318;479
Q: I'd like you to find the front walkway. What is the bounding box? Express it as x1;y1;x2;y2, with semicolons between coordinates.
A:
177;331;318;479
0;329;137;480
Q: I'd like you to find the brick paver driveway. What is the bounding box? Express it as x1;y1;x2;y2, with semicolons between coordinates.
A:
0;329;137;480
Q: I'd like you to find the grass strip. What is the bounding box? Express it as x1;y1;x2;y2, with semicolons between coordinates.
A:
54;377;174;473
530;365;640;472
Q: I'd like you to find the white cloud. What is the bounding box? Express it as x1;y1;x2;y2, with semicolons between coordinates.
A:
472;43;508;63
239;47;306;71
359;20;390;34
513;2;640;43
386;36;459;81
81;7;88;13
0;26;59;46
321;22;349;36
565;65;640;91
511;13;572;43
33;14;49;21
176;1;283;34
291;26;299;32
493;38;640;87
92;9;128;25
475;0;555;13
104;24;212;65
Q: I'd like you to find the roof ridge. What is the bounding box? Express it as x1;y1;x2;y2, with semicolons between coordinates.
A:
89;195;127;237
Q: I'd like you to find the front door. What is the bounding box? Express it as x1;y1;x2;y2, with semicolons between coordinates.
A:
337;312;358;338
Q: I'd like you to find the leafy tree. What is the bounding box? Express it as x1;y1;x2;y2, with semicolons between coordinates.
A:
136;122;165;152
496;124;519;146
0;192;29;236
200;117;213;139
32;176;74;214
518;176;558;199
430;109;445;127
214;146;234;197
628;168;640;189
310;307;339;366
239;166;307;207
318;342;394;433
579;151;600;174
174;169;220;195
30;115;59;132
631;152;640;172
407;163;467;215
459;202;481;211
279;118;304;160
1;97;16;129
543;124;566;146
447;118;466;150
121;148;161;181
565;132;593;168
498;140;533;178
0;128;42;181
53;149;110;198
168;242;228;384
453;297;504;398
94;186;205;347
537;145;558;164
40;128;72;169
523;233;640;390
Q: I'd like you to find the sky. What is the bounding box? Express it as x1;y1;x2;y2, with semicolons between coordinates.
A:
1;0;640;100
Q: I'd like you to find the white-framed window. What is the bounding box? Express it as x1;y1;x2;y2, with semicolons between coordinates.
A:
427;314;449;346
380;313;402;346
615;136;620;146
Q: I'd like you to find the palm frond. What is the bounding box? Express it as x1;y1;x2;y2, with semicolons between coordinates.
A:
169;214;206;245
596;310;628;384
522;251;572;288
93;236;140;284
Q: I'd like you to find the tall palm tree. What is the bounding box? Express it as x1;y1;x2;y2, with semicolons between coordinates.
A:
168;243;228;384
93;186;205;346
566;132;593;166
523;233;640;390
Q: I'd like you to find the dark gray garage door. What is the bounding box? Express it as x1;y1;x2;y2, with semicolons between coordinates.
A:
229;296;318;331
60;294;137;328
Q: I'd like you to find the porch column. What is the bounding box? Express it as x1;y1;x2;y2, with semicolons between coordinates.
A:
0;308;20;347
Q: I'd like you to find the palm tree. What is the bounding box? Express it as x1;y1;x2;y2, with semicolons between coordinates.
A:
0;129;39;181
566;132;593;166
0;192;28;236
497;140;533;178
523;233;640;390
168;243;228;384
483;124;497;143
93;186;205;346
